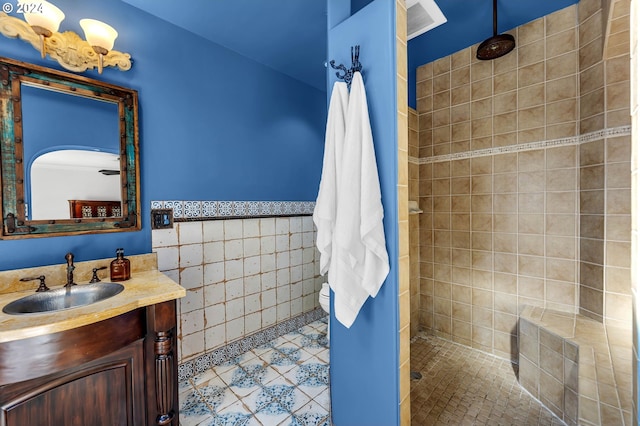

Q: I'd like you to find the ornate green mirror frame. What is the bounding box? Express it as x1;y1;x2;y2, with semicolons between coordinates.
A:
0;57;140;238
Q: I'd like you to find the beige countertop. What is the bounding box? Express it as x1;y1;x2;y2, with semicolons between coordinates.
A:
0;253;185;343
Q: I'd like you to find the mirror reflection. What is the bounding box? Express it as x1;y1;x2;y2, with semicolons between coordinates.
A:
30;150;121;220
21;84;121;220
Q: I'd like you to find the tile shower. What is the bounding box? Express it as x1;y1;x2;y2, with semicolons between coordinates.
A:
150;201;324;370
409;0;633;424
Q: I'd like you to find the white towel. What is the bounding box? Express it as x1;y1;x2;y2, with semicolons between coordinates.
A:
331;72;390;328
313;81;349;275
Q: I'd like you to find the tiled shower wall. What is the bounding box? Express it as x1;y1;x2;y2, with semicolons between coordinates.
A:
409;107;420;339
578;0;632;326
629;0;638;421
151;215;322;363
413;0;632;361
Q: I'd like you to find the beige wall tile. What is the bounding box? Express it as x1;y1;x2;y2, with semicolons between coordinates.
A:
451;66;470;87
607;81;631;111
581;140;605;165
546;4;577;36
416;79;433;98
519;255;545;278
606;54;631;84
494;91;517;115
451;85;470;106
547;99;578;125
518;106;546;130
578;0;601;23
580;38;604;70
495;153;518;172
547;122;579;139
493;112;518;134
518;62;545;88
580;61;604;94
606;215;631;241
493;51;517;74
451;47;471;70
471;98;492;119
433;91;451;110
547;52;578;80
518;192;545;214
518;17;545;45
519;234;545;256
580;113;605;134
434;73;451;93
519;171;546;192
417;63;433;81
547;28;578;58
547;169;578;191
607;188;631;214
519;276;545;299
433;56;451;75
493;132;517;147
494;71;518;94
607;162;631;188
433;108;450;127
519;214;545;234
519;83;546;109
607;108;631;127
547;75;578;102
471;60;493;82
451;121;470;142
519;127;546;143
579;10;603;47
472;78;493;100
580;164;605;189
547;214;577;236
519;40;546;67
495;213;518;233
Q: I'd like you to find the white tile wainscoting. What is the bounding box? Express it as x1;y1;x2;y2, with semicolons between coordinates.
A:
151;203;324;366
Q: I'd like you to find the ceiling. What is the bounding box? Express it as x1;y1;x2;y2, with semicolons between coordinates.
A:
122;0;578;92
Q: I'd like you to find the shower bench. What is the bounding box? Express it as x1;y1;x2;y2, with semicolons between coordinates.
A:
518;305;631;426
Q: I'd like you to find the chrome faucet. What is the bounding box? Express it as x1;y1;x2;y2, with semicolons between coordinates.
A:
65;252;76;287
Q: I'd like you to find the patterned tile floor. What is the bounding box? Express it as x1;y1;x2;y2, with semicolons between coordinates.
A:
179;319;330;426
180;323;568;426
411;334;566;426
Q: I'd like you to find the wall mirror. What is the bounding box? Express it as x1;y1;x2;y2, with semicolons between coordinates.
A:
0;57;140;238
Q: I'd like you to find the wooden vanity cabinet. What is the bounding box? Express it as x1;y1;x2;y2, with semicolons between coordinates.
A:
0;301;179;426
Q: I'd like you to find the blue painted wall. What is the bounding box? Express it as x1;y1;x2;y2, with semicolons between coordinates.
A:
327;1;399;424
0;0;326;270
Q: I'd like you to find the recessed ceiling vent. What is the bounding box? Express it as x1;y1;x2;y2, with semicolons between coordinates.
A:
407;0;447;40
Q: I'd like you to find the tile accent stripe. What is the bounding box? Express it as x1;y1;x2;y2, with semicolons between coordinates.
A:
150;200;315;220
177;308;326;382
409;126;631;165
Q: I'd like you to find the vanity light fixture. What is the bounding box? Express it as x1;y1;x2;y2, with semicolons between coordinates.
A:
80;19;118;74
0;0;131;74
20;0;64;58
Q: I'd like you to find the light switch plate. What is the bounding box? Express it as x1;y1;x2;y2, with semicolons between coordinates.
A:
151;209;173;229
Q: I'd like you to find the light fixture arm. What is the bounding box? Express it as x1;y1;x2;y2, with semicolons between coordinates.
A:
0;12;131;73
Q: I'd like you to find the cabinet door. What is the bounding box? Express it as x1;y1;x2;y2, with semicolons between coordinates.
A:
0;340;145;426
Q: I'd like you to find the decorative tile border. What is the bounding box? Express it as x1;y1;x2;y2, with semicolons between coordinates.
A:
150;200;315;220
411;126;631;165
177;308;326;382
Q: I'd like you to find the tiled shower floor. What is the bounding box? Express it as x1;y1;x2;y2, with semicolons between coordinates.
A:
411;334;566;425
178;319;330;426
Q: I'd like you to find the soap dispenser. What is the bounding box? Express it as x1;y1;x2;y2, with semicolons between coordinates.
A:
110;248;131;281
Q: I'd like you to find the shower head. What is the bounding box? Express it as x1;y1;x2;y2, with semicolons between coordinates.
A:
476;0;515;60
476;33;515;60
